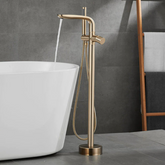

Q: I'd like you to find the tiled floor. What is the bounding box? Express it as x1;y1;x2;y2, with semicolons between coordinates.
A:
1;130;165;165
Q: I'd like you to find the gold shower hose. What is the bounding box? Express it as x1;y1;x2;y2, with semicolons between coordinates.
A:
72;40;97;141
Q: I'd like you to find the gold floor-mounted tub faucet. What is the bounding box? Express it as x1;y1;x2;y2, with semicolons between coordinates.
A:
58;7;105;156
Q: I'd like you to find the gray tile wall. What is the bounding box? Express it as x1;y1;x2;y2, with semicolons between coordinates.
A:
0;0;164;134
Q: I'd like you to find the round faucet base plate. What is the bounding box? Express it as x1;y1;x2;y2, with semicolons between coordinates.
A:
79;144;102;156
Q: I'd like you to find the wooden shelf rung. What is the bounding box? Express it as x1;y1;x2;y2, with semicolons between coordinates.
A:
146;112;165;117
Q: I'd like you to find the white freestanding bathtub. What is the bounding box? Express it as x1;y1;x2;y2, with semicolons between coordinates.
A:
0;61;79;161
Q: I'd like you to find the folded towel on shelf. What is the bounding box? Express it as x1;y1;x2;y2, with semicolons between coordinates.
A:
144;32;165;72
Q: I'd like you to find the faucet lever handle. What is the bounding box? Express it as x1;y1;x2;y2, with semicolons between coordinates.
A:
81;35;105;45
91;35;105;45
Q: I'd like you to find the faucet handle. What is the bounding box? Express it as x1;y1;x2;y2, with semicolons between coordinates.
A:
91;35;105;45
81;35;105;45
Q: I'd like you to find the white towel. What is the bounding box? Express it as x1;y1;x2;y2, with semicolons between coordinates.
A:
144;32;165;72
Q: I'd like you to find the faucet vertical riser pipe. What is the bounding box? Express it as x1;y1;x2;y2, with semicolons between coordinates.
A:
88;22;93;148
82;7;87;35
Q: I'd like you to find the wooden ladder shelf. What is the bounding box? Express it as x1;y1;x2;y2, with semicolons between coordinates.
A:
136;0;165;131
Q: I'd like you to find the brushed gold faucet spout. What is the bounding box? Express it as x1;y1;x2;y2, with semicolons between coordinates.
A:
57;14;95;35
57;14;94;22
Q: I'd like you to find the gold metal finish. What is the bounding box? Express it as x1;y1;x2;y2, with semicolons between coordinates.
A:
72;7;88;141
58;7;105;156
79;144;102;156
72;7;97;142
88;21;94;148
92;36;105;45
81;35;105;45
81;35;90;41
72;41;88;141
72;41;97;141
57;14;95;35
82;7;87;35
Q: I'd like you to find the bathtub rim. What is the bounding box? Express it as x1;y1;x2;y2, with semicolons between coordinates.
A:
0;61;79;75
